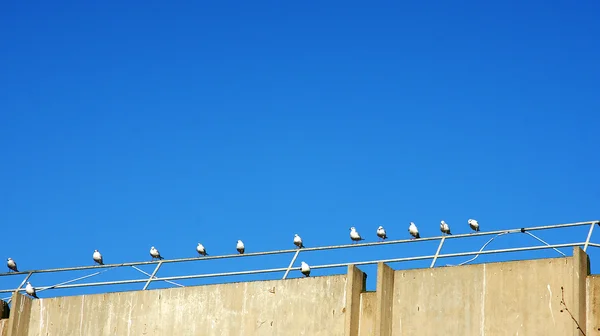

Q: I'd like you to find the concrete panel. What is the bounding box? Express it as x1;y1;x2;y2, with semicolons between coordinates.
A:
0;320;8;336
392;262;485;336
25;275;348;336
374;262;393;336
344;265;365;336
358;292;375;336
391;254;586;336
587;275;600;336
7;292;32;336
483;257;574;335
573;247;589;335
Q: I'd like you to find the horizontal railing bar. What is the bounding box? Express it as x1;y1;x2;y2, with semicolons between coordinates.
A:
1;220;597;278
0;241;586;294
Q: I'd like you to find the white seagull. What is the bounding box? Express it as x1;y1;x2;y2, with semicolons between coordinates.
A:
300;261;311;277
196;243;208;256
236;240;245;254
408;222;420;239
25;282;38;299
150;246;164;260
93;250;103;265
7;258;18;272
293;234;304;248
440;220;452;235
468;219;480;232
349;227;364;243
376;226;387;241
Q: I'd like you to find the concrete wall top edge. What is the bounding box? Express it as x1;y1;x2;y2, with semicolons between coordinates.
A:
37;273;349;301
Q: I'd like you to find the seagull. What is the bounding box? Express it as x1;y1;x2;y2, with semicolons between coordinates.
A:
236;240;245;254
196;243;208;256
293;234;304;248
300;261;311;277
93;250;103;265
468;219;480;232
7;258;18;272
376;226;387;241
150;246;164;260
25;282;38;299
408;222;420;239
350;227;364;243
440;220;452;235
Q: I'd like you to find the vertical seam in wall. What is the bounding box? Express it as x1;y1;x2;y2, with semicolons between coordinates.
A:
480;264;486;336
79;295;85;336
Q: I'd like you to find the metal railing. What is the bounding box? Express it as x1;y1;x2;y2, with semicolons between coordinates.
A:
1;220;598;300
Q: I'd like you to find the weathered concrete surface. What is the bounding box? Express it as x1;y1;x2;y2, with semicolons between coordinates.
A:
0;320;8;336
391;248;589;336
344;265;365;336
357;292;375;336
374;262;393;336
7;292;32;336
588;275;600;335
22;275;349;336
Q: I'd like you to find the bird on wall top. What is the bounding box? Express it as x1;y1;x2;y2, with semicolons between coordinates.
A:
440;220;452;235
300;261;311;277
349;227;364;243
93;250;103;265
26;282;38;299
294;234;304;248
150;246;164;260
408;222;420;239
468;219;480;232
237;240;245;254
376;226;387;241
196;243;208;256
7;258;18;272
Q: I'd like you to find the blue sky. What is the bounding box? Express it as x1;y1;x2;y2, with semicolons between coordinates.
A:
1;1;599;297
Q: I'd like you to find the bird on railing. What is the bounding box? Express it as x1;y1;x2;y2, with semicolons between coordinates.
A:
301;261;311;277
237;240;245;254
350;227;365;243
26;282;38;299
7;258;18;272
150;246;164;260
93;250;103;265
294;234;304;248
377;226;387;241
440;220;452;235
468;219;480;232
196;243;208;256
409;222;420;239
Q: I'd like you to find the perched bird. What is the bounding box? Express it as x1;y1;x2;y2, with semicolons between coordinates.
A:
7;258;18;272
350;227;364;243
293;234;304;248
93;250;103;265
150;246;164;260
300;261;311;277
468;219;480;232
25;282;38;299
376;226;388;241
196;243;208;256
440;220;452;235
236;240;245;254
408;222;420;239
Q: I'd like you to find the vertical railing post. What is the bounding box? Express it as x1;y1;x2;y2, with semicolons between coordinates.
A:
430;237;446;268
142;262;163;290
282;249;301;279
583;221;596;252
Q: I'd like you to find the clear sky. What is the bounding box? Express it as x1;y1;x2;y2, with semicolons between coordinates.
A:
1;1;599;297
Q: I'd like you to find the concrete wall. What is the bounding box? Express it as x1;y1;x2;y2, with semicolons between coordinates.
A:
588;275;600;335
11;275;352;336
1;247;596;336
